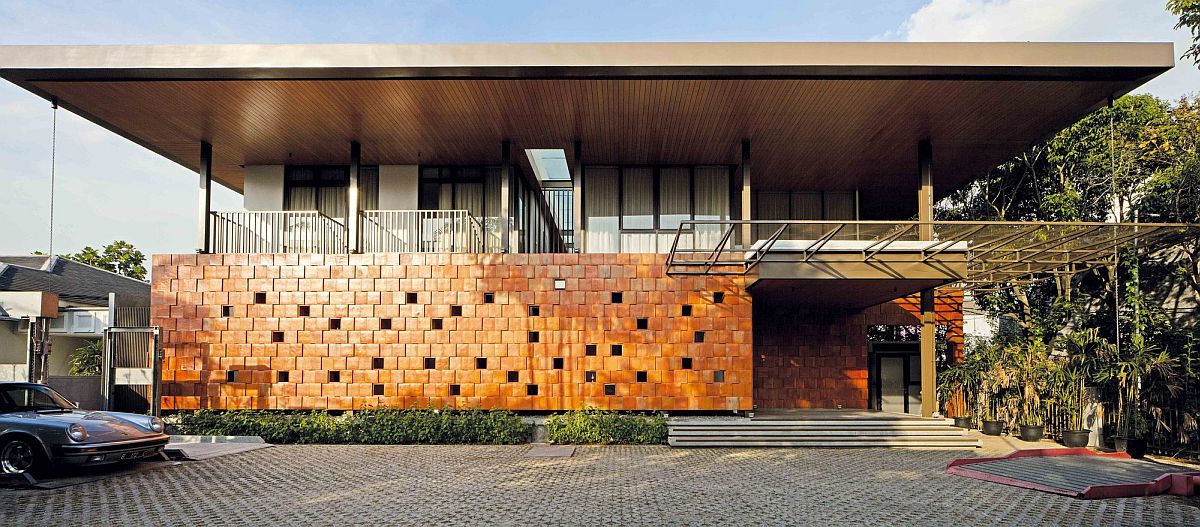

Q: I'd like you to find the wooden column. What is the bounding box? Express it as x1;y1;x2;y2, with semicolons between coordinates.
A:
572;140;584;253
348;141;361;253
500;140;512;253
920;288;937;417
918;139;933;240
917;139;937;416
740;140;752;247
197;141;212;253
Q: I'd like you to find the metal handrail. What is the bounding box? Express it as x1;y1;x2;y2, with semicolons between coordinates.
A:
359;210;489;253
208;211;346;253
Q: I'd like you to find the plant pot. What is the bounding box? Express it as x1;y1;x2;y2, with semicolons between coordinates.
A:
1018;424;1045;442
953;417;973;429
1061;429;1090;448
981;420;1004;436
1115;437;1147;459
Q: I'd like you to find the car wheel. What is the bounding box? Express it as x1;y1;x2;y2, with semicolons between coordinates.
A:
0;438;42;475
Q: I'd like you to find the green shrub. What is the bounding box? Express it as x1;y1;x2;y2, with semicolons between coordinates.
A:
173;408;531;445
545;407;668;444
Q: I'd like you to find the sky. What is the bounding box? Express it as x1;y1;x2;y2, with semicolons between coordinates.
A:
0;0;1196;258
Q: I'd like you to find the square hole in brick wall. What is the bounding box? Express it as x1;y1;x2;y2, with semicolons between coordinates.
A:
507;370;519;382
694;331;705;343
423;357;437;369
681;304;693;316
405;292;419;304
372;384;385;396
585;371;597;382
528;331;540;343
714;370;726;383
449;384;461;396
225;370;238;382
254;292;267;304
610;344;623;356
636;318;648;330
611;292;623;303
432;318;443;330
372;357;385;370
553;279;566;290
585;344;597;356
636;371;648;383
713;291;725;303
328;371;341;383
299;305;311;317
604;384;616;396
451;305;463;317
271;331;284;343
553;357;564;369
476;357;488;369
483;292;495;304
380;318;392;330
682;357;693;369
526;384;539;396
529;305;540;316
277;371;290;383
329;318;342;330
221;305;233;317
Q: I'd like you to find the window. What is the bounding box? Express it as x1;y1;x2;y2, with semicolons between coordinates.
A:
372;384;385;396
583;165;730;253
636;371;648;383
553;357;564;369
329;318;341;330
221;305;233;317
285;165;379;219
372;357;385;369
277;371;290;383
585;344;597;356
526;384;539;396
507;371;520;382
424;357;437;369
529;305;540;316
449;384;461;396
611;344;623;356
451;305;463;317
380;319;392;330
328;371;341;383
476;357;488;369
299;305;311;317
585;371;597;382
681;358;693;369
418;167;496;219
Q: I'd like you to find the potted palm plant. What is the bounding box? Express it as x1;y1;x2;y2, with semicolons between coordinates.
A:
938;357;981;429
1011;341;1053;442
978;358;1011;436
1059;329;1110;448
1095;334;1177;458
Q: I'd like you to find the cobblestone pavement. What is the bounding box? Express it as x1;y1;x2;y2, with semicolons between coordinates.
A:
2;443;1198;526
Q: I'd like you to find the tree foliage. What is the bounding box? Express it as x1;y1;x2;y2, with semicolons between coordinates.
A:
64;240;147;280
1170;0;1200;67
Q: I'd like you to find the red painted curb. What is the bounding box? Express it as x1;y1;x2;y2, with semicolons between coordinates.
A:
946;448;1199;499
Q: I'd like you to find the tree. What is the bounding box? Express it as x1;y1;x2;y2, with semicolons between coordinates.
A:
64;240;147;280
1169;0;1200;68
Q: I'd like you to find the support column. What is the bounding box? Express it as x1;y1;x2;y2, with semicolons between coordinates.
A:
740;140;752;247
572;140;584;253
920;290;938;418
500;140;512;253
918;139;933;240
917;139;937;417
197;141;213;253
348;141;361;253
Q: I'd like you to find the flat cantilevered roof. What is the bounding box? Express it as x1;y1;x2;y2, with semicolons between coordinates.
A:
0;42;1174;216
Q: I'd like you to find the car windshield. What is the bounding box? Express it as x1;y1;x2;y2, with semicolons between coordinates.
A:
0;385;75;411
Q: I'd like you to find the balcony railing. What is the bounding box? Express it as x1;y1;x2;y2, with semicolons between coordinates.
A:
209;211;346;254
207;210;506;254
359;210;490;253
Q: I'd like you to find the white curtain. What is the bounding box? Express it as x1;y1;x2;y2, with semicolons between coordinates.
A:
621;167;654;230
584;167;619;253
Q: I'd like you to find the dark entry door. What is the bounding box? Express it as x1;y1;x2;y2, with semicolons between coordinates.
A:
872;345;922;415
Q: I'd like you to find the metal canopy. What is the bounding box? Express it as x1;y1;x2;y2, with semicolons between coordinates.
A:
664;220;1199;290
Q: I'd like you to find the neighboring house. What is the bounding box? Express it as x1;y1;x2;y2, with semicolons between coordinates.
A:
0;42;1192;417
0;255;150;384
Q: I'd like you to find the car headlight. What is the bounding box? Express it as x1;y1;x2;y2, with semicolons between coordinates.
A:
67;423;88;442
149;417;165;433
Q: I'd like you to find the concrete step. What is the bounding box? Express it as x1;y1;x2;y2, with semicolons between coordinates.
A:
669;428;968;437
667;416;980;448
668;438;982;448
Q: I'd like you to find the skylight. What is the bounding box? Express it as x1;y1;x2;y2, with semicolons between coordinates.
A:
525;149;572;181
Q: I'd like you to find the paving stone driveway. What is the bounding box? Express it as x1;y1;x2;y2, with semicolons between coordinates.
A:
3;444;1198;526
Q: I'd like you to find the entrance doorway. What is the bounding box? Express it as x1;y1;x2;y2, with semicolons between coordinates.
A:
869;342;921;415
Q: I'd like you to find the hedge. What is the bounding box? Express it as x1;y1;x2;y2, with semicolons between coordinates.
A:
173;408;531;445
545;408;668;444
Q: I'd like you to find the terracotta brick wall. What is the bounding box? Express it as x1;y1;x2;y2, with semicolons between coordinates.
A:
752;295;964;409
151;253;753;412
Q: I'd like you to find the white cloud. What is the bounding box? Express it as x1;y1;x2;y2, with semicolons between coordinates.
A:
894;0;1200;100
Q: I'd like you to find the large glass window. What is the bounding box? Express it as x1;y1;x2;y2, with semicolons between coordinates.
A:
583;165;730;253
285;165;378;220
